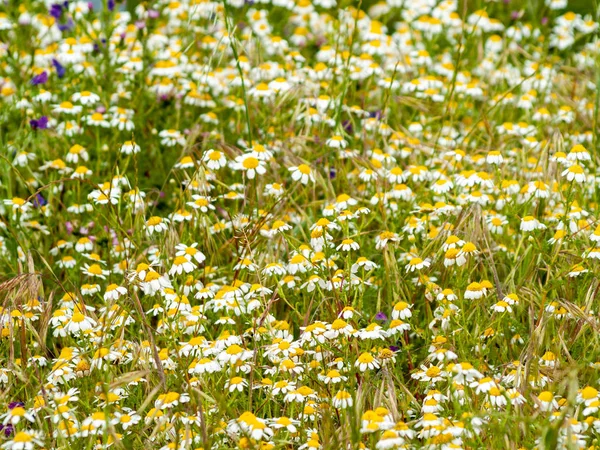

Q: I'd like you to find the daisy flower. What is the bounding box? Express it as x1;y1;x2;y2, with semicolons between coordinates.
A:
289;164;315;184
233;153;266;179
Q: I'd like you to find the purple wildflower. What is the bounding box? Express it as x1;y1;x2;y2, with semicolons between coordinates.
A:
375;312;388;322
30;116;49;130
342;120;353;134
33;194;47;208
49;3;63;19
58;18;74;32
52;59;66;78
0;424;13;437
30;71;48;86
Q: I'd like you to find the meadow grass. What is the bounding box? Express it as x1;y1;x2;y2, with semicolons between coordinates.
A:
0;0;599;449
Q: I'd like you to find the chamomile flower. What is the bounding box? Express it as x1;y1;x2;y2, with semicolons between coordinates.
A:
120;141;140;155
234;154;267;179
145;216;170;235
65;309;97;334
1;430;44;449
562;164;586;183
355;352;380;372
289;164;315;184
72;91;100;105
203;149;227;170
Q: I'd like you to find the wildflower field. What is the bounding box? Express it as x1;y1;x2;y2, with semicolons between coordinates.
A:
1;0;600;448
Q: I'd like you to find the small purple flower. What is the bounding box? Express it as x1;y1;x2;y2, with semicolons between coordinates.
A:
375;312;388;322
80;222;94;236
8;402;24;410
39;116;49;127
52;59;66;78
541;17;549;26
49;3;63;19
329;168;336;179
148;9;160;19
33;194;47;208
65;221;74;234
0;424;14;437
30;71;48;86
58;18;74;32
342;120;353;134
389;345;400;353
369;110;382;120
30;116;49;130
108;0;115;11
